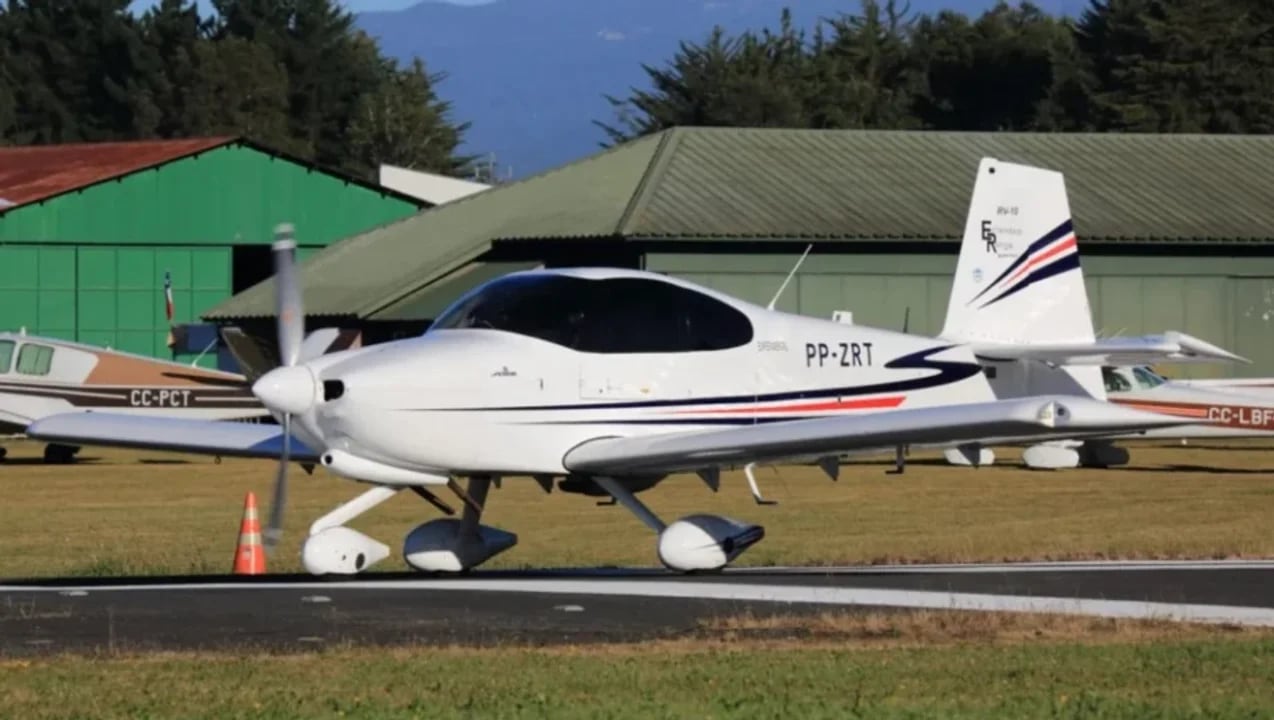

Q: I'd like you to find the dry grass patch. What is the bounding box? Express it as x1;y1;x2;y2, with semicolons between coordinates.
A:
700;608;1270;648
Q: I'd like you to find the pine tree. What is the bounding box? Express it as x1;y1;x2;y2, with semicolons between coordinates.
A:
347;56;473;178
1081;0;1274;132
184;36;296;152
911;2;1075;131
139;0;207;138
813;0;924;129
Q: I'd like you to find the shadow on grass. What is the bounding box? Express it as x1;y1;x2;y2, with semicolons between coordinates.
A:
1109;464;1274;475
0;457;104;466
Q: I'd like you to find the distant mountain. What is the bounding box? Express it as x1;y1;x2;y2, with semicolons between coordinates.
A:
356;0;1076;179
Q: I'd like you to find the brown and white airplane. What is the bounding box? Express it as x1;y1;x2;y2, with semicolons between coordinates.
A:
0;330;267;463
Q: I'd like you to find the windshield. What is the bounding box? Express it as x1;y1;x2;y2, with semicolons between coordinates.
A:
430;274;754;354
1131;366;1167;389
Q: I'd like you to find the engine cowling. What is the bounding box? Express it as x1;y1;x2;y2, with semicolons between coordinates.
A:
403;518;518;572
657;514;764;572
301;526;391;575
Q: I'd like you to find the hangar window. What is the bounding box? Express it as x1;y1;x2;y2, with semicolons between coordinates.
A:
430;274;754;353
15;343;53;376
1101;366;1131;393
0;340;13;373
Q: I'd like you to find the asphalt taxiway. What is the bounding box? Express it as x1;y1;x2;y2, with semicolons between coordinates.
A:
2;560;1273;655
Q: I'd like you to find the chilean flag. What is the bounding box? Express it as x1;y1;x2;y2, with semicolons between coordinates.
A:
164;270;176;353
163;270;175;322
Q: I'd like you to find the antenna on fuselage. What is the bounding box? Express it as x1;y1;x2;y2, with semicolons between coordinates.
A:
766;243;814;311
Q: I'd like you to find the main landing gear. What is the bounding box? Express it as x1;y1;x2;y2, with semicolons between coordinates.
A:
1021;439;1130;470
43;443;80;464
941;440;1130;470
298;473;765;576
593;476;764;572
300;476;517;575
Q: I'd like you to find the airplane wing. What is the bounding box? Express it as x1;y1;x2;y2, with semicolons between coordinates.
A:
970;332;1248;366
25;413;319;462
562;395;1192;477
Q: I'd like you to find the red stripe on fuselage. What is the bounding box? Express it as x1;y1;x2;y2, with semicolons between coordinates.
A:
673;395;905;415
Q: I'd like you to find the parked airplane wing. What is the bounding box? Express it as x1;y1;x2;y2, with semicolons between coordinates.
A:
971;331;1248;366
25;413;320;462
562;395;1191;477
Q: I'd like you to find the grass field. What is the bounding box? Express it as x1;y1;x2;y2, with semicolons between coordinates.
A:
4;439;1274;717
2;438;1274;577
2;613;1272;719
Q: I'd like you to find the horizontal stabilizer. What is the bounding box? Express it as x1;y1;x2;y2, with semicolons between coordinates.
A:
972;331;1248;366
562;395;1192;477
26;413;319;462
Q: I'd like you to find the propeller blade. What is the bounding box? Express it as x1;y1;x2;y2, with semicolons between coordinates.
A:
264;412;291;553
272;223;303;368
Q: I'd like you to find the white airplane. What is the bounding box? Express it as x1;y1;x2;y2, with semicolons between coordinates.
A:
1100;365;1274;437
933;158;1245;469
25;162;1198;576
0;330;267;463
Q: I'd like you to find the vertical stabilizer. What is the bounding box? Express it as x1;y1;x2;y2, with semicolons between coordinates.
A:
941;158;1095;346
942;158;1103;400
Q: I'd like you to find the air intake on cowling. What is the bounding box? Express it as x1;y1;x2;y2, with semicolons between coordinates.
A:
323;380;345;401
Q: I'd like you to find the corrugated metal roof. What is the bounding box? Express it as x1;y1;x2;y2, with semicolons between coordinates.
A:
203;131;667;319
619;128;1274;243
205;127;1274;321
0;137;234;209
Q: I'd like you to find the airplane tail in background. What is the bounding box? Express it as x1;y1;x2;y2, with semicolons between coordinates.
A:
941;158;1095;347
942;158;1103;400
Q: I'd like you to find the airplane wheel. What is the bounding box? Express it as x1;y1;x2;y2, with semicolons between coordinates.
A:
43;444;78;464
0;447;7;462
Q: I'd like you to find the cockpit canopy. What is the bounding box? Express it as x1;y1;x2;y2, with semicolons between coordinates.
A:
430;274;755;353
1101;365;1167;393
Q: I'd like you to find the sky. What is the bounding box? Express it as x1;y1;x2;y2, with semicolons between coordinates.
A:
129;0;490;14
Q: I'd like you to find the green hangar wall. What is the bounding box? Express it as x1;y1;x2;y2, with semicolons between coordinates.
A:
207;127;1274;379
0;138;425;364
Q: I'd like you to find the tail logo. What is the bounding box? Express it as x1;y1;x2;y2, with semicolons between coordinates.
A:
967;219;1079;310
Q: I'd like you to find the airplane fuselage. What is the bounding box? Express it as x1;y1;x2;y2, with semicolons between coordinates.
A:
0;332;264;435
305;328;995;475
290;270;998;476
1103;367;1274;439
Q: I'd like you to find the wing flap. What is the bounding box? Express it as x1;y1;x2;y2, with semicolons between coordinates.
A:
562;395;1190;476
26;413;318;462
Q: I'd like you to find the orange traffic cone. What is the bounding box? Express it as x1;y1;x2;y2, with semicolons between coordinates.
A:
232;491;267;575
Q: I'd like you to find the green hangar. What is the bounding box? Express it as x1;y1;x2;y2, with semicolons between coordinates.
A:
0;137;426;365
207;127;1274;378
